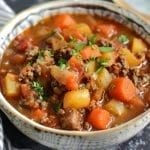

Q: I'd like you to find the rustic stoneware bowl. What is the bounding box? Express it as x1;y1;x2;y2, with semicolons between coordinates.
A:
0;0;150;149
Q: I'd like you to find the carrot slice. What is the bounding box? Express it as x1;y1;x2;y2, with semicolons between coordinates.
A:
63;26;85;41
80;46;101;60
65;74;78;91
31;109;45;121
87;108;111;130
68;56;83;72
53;14;76;29
96;24;117;38
130;96;145;108
109;77;136;102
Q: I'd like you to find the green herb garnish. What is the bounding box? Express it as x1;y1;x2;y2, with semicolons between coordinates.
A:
70;38;86;56
58;58;67;69
27;61;33;66
53;102;62;112
31;81;45;100
70;49;78;56
75;42;86;51
118;34;129;44
38;51;44;59
96;58;109;73
38;49;54;60
99;46;114;52
50;29;64;40
42;93;49;100
96;66;104;73
89;57;97;61
88;34;97;46
98;58;109;66
46;50;54;57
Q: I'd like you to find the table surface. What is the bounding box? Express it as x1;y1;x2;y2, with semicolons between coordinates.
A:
2;0;150;150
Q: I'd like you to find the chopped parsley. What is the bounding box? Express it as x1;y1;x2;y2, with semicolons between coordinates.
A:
96;58;109;73
70;49;78;56
50;29;64;40
38;51;44;58
96;66;104;73
75;42;86;51
27;61;33;66
46;50;54;57
98;58;109;66
70;38;86;56
38;49;54;60
118;34;129;45
99;46;114;52
31;81;45;100
58;58;67;69
53;102;62;112
89;57;97;61
88;34;97;46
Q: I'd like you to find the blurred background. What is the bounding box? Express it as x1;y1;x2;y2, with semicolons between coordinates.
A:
5;0;49;13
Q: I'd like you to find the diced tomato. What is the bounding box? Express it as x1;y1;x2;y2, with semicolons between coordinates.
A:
53;14;76;29
96;24;117;38
10;54;25;64
87;108;111;130
80;46;101;60
21;84;31;98
63;26;85;41
41;64;50;78
13;35;33;52
0;68;7;76
31;109;45;121
65;74;79;90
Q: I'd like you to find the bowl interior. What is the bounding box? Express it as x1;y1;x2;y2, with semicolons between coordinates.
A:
0;0;149;136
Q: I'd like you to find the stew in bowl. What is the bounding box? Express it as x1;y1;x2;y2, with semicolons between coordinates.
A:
0;13;149;131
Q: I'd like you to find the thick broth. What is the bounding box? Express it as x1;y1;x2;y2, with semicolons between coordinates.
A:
0;14;149;131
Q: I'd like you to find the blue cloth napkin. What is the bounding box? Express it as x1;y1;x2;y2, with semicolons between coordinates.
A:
0;1;14;149
0;1;21;149
0;0;14;29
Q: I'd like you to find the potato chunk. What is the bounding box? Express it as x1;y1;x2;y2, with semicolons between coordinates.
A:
86;61;96;75
132;38;147;54
4;73;20;97
104;99;127;116
63;89;90;109
76;23;92;36
96;68;112;89
121;48;141;67
101;52;116;66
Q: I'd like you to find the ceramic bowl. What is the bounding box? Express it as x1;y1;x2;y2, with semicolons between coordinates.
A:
0;0;150;149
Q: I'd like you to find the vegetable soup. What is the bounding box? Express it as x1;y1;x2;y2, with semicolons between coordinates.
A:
0;14;149;131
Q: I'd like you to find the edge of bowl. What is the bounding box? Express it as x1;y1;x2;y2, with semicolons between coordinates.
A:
0;0;150;136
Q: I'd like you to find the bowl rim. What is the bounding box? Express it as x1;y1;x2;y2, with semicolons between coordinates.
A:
0;0;149;136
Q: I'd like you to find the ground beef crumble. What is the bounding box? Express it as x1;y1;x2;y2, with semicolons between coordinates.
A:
19;66;34;83
25;46;39;61
59;108;82;130
108;56;129;77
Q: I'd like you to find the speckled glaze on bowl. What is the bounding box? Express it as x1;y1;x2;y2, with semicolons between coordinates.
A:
0;0;150;149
